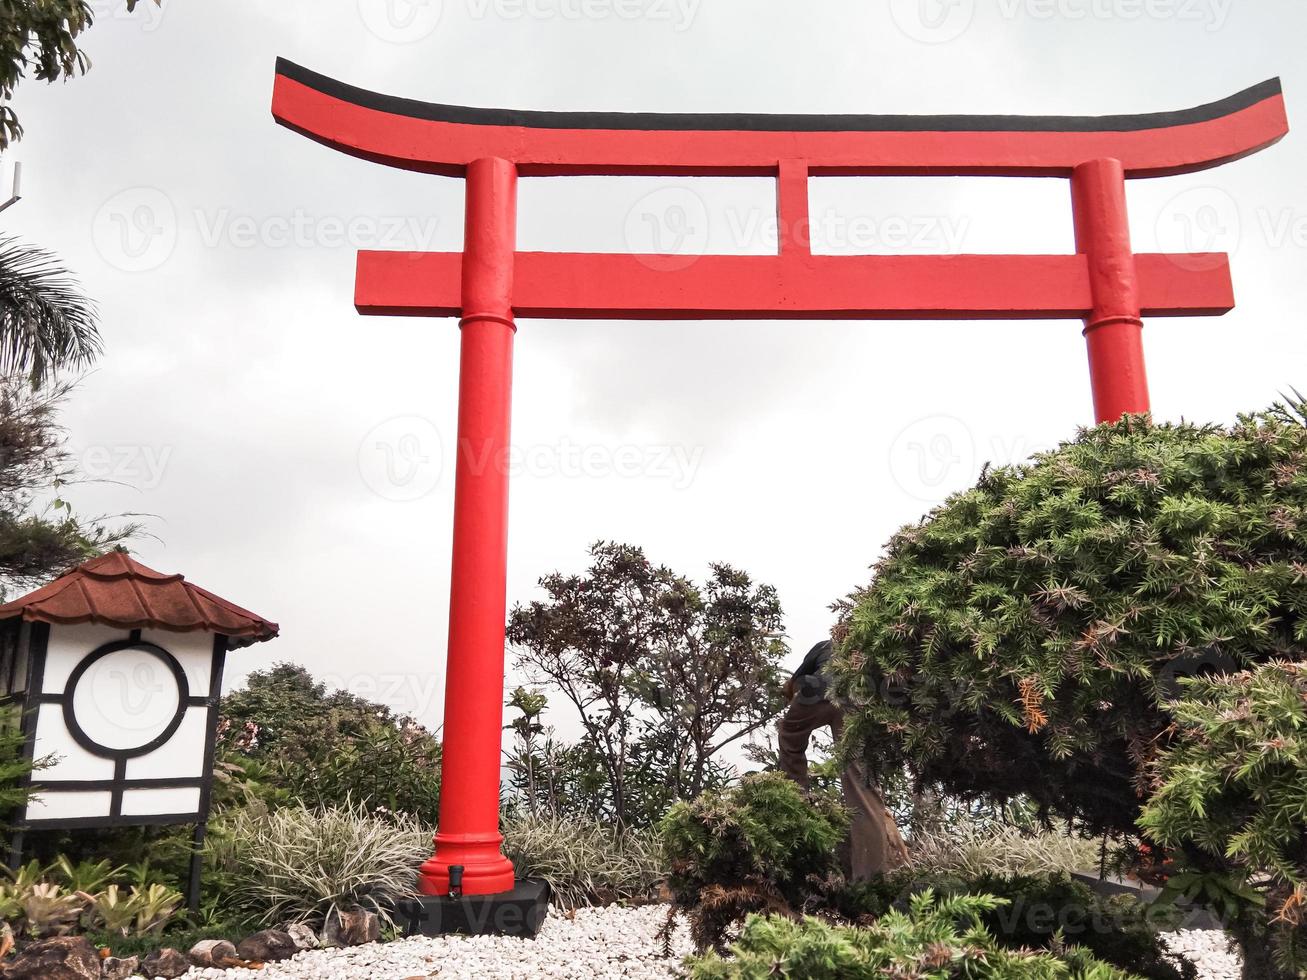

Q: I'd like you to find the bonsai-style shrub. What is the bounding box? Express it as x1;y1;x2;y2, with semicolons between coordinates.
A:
685;890;1144;979
1139;662;1307;978
660;771;847;949
833;406;1307;978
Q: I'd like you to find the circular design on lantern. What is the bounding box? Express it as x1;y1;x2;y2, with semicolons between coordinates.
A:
63;640;189;758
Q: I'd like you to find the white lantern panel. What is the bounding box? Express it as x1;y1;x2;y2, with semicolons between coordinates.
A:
70;647;182;752
124;708;209;780
140;630;215;698
120;787;202;817
26;790;112;821
41;623;117;693
33;705;116;781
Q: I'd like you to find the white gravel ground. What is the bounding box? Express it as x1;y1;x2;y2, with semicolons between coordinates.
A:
163;906;694;980
143;908;1243;980
1162;929;1243;980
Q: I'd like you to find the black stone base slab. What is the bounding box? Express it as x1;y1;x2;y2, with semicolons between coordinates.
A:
400;879;549;938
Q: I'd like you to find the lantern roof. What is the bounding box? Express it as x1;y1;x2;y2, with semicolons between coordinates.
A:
0;552;278;648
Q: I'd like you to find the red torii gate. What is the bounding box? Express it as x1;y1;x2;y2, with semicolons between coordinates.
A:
271;59;1287;909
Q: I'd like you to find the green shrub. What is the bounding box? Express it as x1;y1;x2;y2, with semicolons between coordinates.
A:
218;663;442;824
685;890;1144;979
824;872;1192;980
1140;661;1307;978
500;811;666;909
209;801;428;926
0;704;42;833
660;771;847;949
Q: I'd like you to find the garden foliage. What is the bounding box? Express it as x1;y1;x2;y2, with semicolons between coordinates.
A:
508;542;787;828
217;663;442;824
834;411;1307;834
661;771;847;949
836;873;1194;980
686;890;1144;980
1140;661;1307;976
833;406;1307;979
208;801;428;927
500;811;666;909
0;858;182;941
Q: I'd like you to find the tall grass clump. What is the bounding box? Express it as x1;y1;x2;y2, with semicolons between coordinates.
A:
501;811;666;909
212;801;428;926
907;814;1102;878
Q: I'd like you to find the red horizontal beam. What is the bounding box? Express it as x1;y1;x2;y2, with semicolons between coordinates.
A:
273;60;1286;178
355;251;1233;320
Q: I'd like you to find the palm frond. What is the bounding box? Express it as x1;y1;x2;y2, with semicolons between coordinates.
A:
0;237;101;385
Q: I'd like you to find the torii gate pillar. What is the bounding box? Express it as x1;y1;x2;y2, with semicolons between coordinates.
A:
1072;157;1150;422
417;157;520;898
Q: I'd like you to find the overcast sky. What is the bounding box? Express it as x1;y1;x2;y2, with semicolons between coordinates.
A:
5;0;1306;739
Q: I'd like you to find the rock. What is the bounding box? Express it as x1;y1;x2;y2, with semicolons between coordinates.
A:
187;937;240;968
2;936;100;979
237;928;299;962
140;947;191;979
285;922;319;950
100;955;140;980
322;906;381;947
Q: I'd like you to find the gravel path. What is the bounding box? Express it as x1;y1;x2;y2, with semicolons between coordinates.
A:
146;908;1243;980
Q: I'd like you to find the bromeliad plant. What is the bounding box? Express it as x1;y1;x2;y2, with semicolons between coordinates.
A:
0;858;183;940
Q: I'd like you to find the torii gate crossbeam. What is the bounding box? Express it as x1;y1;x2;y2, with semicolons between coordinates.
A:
270;59;1288;909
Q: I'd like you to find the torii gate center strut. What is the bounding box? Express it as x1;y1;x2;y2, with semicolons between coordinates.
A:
271;60;1288;901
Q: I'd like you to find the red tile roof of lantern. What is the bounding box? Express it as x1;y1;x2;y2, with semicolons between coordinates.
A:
0;552;278;648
